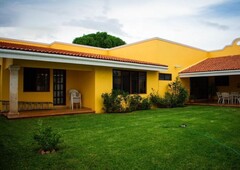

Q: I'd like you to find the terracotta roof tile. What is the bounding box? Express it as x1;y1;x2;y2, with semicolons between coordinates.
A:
181;55;240;73
0;41;167;67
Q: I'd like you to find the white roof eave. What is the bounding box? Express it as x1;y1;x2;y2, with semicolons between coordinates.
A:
0;49;168;72
179;70;240;78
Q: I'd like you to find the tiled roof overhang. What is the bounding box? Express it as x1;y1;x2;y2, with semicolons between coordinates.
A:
179;55;240;77
0;42;168;72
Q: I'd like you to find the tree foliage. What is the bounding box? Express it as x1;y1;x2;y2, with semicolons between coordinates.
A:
72;32;126;48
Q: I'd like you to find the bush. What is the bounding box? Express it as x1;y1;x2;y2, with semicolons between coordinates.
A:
150;78;188;108
164;77;188;107
101;90;128;113
33;121;62;152
139;98;152;110
149;89;167;107
102;90;151;113
128;94;142;111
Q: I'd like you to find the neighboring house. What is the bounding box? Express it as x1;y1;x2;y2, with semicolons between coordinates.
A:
0;37;239;117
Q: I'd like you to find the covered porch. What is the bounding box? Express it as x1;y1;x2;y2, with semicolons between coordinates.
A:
0;61;96;118
180;55;240;105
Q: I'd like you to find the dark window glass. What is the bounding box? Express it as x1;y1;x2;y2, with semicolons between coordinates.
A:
53;69;66;105
215;76;229;86
113;70;121;90
122;71;130;93
113;70;146;94
24;67;50;92
139;72;146;93
159;73;172;80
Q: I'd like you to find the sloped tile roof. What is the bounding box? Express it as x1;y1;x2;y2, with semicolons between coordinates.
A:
181;55;240;73
0;41;167;67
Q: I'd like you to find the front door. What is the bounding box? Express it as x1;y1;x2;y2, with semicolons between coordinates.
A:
53;69;66;105
190;77;208;100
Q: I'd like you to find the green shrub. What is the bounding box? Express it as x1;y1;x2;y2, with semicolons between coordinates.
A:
149;89;161;106
102;90;151;113
139;98;152;110
164;77;188;107
33;121;62;152
149;89;167;107
128;94;142;111
101;90;128;113
150;78;188;108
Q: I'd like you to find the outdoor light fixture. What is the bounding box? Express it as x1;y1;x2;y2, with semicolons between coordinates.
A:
174;65;182;68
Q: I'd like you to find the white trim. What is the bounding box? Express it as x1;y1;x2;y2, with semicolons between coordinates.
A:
179;70;240;78
0;49;168;72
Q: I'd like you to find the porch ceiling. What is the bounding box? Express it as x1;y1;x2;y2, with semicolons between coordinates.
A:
180;55;240;77
0;41;168;72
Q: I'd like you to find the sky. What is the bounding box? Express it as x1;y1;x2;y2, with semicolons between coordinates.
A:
0;0;240;51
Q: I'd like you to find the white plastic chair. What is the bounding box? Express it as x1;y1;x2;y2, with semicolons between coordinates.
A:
216;92;222;104
69;89;82;110
230;92;239;104
237;94;240;104
221;92;230;104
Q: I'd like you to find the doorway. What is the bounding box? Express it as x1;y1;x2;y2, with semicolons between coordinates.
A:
53;69;66;105
190;77;208;100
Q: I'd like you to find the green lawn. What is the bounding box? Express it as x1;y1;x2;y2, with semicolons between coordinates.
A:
0;106;240;169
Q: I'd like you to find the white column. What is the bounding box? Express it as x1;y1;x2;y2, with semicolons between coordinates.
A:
8;65;20;115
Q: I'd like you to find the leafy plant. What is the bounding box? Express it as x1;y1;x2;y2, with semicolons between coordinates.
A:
101;90;128;113
128;94;142;111
149;89;166;107
33;121;62;152
139;98;152;110
102;90;151;113
164;77;188;107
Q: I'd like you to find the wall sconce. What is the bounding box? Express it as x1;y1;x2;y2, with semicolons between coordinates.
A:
174;65;182;68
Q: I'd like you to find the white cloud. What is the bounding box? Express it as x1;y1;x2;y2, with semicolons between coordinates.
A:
0;0;239;50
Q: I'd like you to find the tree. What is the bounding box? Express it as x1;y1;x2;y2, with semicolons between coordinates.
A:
72;32;126;48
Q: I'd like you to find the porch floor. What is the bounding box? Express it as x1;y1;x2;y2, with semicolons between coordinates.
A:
3;107;95;119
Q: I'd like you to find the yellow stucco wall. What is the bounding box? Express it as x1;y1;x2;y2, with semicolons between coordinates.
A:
50;42;108;55
71;70;95;110
18;68;53;102
94;67;112;113
209;39;240;58
147;71;159;96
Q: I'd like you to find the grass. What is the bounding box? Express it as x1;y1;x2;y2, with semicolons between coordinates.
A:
0;106;240;169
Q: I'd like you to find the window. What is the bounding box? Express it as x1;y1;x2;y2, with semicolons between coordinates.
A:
24;67;50;92
215;76;229;86
113;70;146;94
159;73;172;80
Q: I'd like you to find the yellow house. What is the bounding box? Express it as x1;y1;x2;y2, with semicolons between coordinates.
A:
0;37;239;118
